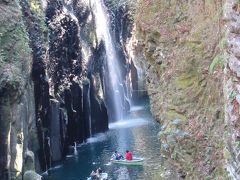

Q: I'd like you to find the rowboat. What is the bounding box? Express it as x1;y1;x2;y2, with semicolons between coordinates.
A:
87;172;108;180
111;157;144;165
99;173;108;180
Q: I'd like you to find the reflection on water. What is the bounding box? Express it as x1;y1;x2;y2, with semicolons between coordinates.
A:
109;119;148;129
43;105;161;180
86;133;108;144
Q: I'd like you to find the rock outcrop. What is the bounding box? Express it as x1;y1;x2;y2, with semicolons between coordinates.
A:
19;0;110;171
224;0;240;178
0;0;112;178
105;0;148;104
135;0;227;178
0;0;39;179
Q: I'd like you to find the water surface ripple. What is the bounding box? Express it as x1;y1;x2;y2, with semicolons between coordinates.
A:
43;105;161;180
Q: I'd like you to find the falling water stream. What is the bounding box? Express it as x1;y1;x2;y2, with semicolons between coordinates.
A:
92;0;128;121
43;1;164;179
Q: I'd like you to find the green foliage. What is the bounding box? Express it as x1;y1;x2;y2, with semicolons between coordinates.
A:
29;0;48;44
209;54;224;74
219;38;227;49
229;90;237;100
0;21;31;68
30;0;43;16
235;141;240;147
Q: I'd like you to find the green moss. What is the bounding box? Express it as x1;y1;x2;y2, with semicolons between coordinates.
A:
29;0;48;44
206;0;214;4
160;64;167;71
0;23;31;66
30;0;43;16
184;41;204;51
166;109;187;121
175;73;197;89
219;38;227;50
209;54;224;74
229;90;237;100
136;0;225;178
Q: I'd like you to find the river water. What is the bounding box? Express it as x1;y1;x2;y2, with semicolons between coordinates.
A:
43;103;162;180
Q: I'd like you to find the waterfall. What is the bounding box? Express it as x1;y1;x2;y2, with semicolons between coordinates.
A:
87;83;92;136
63;0;78;22
92;0;129;121
74;142;77;155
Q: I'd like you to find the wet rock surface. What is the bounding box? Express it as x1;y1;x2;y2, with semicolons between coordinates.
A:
0;0;118;178
23;0;110;171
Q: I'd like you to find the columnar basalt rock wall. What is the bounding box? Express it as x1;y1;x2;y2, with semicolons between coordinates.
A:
0;0;110;178
20;0;52;171
0;1;39;179
25;0;109;170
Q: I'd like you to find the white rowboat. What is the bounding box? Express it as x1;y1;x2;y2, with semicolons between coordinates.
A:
87;172;108;180
111;157;144;165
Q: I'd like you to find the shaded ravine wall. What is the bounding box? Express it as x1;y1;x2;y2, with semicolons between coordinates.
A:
0;1;39;179
0;0;140;179
21;0;110;172
134;0;228;178
104;0;148;104
0;0;110;179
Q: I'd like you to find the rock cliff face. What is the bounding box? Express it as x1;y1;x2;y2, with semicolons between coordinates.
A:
224;0;240;178
4;0;240;179
0;0;113;178
105;0;148;103
0;1;38;179
20;0;110;171
135;0;228;178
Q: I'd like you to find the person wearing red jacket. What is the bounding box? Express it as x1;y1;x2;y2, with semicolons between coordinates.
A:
125;150;133;160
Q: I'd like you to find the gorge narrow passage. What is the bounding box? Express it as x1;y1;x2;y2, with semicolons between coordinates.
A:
42;0;160;179
43;100;162;180
1;0;234;179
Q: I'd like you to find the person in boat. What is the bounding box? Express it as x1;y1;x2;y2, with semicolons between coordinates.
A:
111;151;124;160
90;167;102;179
125;150;133;160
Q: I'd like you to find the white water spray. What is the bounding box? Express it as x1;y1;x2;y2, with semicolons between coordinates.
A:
92;0;128;121
74;142;77;155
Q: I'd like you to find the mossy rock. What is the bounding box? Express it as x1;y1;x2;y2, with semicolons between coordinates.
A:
175;70;198;90
23;171;42;180
165;109;187;121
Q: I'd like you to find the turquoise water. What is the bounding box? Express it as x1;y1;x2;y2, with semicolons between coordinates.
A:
43;104;162;180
